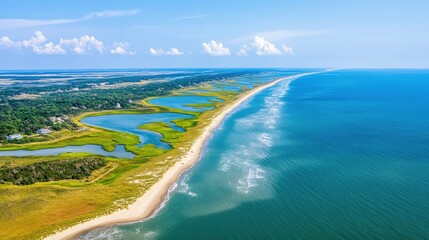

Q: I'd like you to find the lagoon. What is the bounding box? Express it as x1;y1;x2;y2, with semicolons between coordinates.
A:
82;113;194;149
0;113;193;158
148;95;223;112
0;144;135;159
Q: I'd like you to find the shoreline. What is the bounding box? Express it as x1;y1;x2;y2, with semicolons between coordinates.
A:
45;73;313;240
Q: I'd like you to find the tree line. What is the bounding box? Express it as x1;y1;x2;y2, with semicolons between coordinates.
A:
0;71;259;141
0;157;106;185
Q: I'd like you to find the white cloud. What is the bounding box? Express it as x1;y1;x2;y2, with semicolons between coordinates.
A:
20;30;47;48
149;48;161;55
149;47;184;56
252;36;293;56
110;42;136;55
0;31;135;56
0;36;16;47
236;44;250;56
0;9;139;30
281;45;293;55
0;31;65;55
33;42;66;55
60;35;104;54
167;48;184;55
202;40;230;56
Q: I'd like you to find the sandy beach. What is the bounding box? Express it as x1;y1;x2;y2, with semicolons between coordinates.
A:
45;73;310;240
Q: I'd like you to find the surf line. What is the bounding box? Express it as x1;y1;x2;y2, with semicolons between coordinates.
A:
45;70;329;240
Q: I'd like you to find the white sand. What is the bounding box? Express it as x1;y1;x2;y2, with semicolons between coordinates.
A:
45;73;313;240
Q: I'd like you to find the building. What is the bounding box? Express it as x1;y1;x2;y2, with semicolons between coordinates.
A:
116;103;122;109
49;116;65;123
6;134;23;141
37;128;52;135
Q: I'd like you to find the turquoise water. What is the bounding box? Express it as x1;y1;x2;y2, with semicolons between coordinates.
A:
148;95;223;112
81;70;429;239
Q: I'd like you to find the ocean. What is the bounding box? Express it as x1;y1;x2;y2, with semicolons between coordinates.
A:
80;69;429;239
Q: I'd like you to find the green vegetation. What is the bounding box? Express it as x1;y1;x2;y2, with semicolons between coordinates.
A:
0;71;253;141
0;72;264;239
0;157;106;185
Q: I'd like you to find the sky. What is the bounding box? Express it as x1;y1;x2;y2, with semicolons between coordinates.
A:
0;0;428;69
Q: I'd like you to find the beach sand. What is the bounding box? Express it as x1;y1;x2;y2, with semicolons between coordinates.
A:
45;73;310;240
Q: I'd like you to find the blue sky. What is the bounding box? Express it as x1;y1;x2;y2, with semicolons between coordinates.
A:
0;0;428;69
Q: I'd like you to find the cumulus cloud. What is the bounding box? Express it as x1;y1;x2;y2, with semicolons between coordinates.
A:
0;36;16;48
166;48;184;56
252;36;293;56
110;42;136;55
252;36;282;55
202;40;230;56
149;47;184;56
60;35;104;54
33;42;66;55
0;31;65;55
0;31;134;56
0;9;139;30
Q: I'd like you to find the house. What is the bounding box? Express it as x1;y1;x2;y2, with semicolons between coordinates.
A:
6;134;23;141
49;116;68;123
116;103;122;109
37;128;52;135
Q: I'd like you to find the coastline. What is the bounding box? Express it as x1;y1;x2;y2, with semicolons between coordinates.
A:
45;73;313;240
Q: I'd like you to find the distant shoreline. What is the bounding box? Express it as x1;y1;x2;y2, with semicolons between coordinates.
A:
45;72;317;240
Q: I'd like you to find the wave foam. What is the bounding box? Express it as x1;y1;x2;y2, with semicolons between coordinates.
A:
177;174;197;197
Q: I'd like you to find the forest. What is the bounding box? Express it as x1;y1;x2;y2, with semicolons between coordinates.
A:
0;157;106;185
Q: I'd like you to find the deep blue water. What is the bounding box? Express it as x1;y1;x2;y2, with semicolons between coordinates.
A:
81;69;429;239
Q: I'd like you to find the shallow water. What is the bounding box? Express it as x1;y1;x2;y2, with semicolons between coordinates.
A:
82;113;193;149
0;113;193;158
148;95;223;112
0;144;135;159
81;70;429;239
